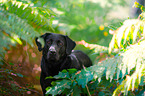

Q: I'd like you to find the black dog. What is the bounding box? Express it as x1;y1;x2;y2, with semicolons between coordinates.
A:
35;33;92;95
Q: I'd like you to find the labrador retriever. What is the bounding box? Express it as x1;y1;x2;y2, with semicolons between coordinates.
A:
35;33;92;95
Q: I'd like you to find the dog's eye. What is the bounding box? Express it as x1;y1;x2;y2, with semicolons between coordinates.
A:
58;42;63;46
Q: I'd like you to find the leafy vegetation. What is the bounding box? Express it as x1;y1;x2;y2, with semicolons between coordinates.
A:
45;1;145;96
46;0;127;46
0;0;54;95
46;40;145;95
0;0;55;56
0;0;144;96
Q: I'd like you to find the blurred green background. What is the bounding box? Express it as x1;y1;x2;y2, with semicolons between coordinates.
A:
0;0;140;95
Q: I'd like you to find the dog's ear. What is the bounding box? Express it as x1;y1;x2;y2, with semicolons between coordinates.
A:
35;33;51;51
64;36;76;55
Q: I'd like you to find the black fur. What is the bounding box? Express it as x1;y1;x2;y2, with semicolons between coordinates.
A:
35;33;92;95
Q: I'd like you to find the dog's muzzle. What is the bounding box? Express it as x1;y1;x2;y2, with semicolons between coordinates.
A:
47;46;59;61
49;46;56;55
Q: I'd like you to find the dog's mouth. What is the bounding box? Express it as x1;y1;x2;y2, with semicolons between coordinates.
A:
47;53;59;61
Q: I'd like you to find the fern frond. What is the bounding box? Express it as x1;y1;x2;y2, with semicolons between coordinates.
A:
0;0;55;31
113;64;145;96
91;40;145;95
0;10;39;45
0;31;11;55
109;19;145;53
46;40;145;95
88;56;123;81
77;40;108;54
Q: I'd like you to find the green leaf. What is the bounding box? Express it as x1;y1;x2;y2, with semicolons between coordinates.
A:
9;62;14;65
76;70;93;88
98;91;105;96
53;71;70;79
106;57;117;82
109;19;145;53
140;76;145;86
45;76;54;79
72;86;81;96
46;79;71;95
88;64;105;81
62;69;68;73
123;26;131;44
0;0;54;32
143;24;145;38
134;1;145;12
109;34;115;53
68;68;77;74
116;25;126;47
113;64;145;95
133;22;140;43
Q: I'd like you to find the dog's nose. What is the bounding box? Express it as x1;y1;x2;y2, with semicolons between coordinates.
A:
50;50;56;54
49;46;56;54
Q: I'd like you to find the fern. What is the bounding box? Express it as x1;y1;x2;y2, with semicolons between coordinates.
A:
0;0;55;31
92;40;145;94
0;10;39;44
0;32;11;56
46;40;145;95
113;64;145;95
109;1;145;53
109;19;145;53
93;41;145;95
0;0;54;57
77;40;108;54
0;1;55;95
0;11;37;57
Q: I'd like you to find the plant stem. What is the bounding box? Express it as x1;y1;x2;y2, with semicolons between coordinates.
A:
86;84;91;96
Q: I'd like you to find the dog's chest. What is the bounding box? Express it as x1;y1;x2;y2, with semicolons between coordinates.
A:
43;63;61;76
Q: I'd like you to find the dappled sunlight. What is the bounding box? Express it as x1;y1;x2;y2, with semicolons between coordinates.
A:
109;19;145;53
0;0;144;95
2;44;42;95
11;34;23;45
33;64;41;74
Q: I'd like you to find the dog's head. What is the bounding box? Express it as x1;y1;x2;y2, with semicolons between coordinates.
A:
35;33;76;61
